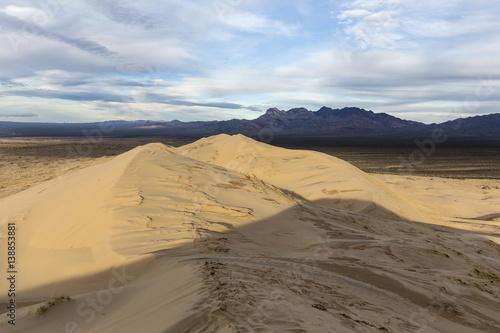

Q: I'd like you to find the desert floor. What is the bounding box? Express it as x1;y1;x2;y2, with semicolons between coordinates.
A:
0;135;499;333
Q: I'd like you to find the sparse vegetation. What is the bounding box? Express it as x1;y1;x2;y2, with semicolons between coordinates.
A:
472;267;500;283
37;295;72;315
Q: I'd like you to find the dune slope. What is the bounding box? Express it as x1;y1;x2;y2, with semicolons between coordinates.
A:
176;134;433;222
0;135;499;332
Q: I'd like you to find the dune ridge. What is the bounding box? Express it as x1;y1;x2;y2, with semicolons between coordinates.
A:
177;134;434;222
1;134;499;332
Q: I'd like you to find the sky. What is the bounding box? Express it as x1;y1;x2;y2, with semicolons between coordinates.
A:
0;0;499;124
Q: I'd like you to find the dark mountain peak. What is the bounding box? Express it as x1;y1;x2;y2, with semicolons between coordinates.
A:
439;113;500;134
255;107;319;130
264;107;283;115
318;106;333;111
258;108;285;122
2;107;498;139
316;106;334;115
442;113;500;124
263;107;312;117
287;107;310;114
316;106;371;118
340;106;370;113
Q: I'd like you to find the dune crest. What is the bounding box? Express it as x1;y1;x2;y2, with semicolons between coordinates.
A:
177;134;433;222
1;135;500;332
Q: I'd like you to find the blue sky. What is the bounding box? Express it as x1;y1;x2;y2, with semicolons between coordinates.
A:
0;0;499;123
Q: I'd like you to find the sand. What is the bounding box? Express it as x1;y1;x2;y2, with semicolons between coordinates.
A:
1;134;499;332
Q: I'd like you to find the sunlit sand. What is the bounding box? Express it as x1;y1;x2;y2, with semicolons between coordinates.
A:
1;134;499;332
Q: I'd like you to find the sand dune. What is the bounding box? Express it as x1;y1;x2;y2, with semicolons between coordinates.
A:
1;134;500;332
177;134;432;222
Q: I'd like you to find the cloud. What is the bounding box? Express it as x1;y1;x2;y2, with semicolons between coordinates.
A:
0;0;498;123
337;9;372;20
1;5;47;21
145;93;261;110
220;10;299;36
342;0;402;11
159;100;245;109
336;0;500;51
0;79;26;87
1;86;260;112
87;0;159;30
0;11;122;61
0;112;37;118
337;2;402;49
3;89;133;103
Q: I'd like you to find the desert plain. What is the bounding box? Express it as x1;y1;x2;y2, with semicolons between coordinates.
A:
0;134;500;332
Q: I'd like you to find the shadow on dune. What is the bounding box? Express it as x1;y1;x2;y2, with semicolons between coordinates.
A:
314;198;409;221
16;196;500;333
146;198;500;333
278;187;415;221
467;213;500;221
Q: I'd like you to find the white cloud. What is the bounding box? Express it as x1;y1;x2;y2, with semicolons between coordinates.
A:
0;0;498;123
337;9;371;20
337;1;402;49
1;5;45;21
218;10;299;36
343;0;402;11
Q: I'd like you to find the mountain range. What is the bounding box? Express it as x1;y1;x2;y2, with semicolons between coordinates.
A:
1;106;499;140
